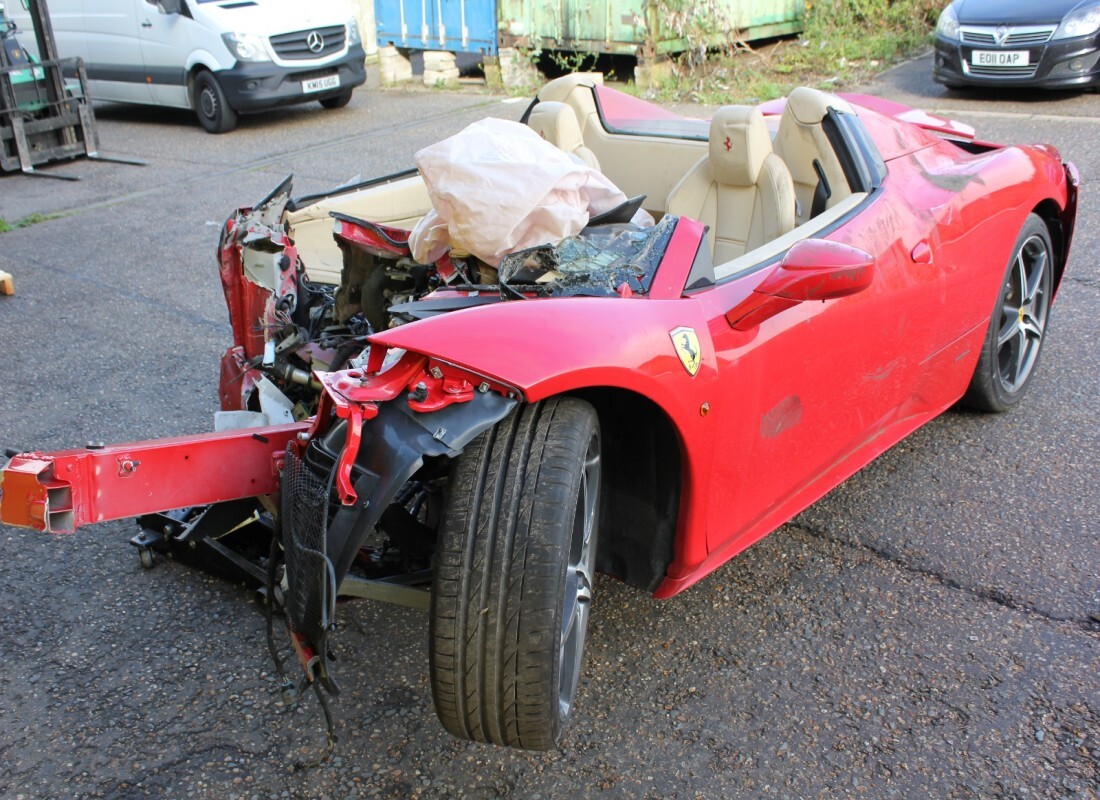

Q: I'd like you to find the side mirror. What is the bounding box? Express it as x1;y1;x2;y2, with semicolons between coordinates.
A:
726;239;875;330
158;0;182;14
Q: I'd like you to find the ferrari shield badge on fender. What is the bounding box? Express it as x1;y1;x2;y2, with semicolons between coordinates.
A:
670;326;701;376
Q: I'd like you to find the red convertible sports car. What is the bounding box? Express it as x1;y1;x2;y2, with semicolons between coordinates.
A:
0;74;1078;753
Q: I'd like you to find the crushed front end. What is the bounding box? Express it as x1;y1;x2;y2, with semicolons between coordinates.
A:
213;176;526;697
2;166;665;753
275;352;516;692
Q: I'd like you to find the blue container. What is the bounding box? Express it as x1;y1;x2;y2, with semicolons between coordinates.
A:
376;0;498;55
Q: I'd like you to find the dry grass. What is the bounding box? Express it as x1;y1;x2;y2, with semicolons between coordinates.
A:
635;0;942;104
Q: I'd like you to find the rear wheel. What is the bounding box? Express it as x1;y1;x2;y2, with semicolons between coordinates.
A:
193;70;238;134
429;397;601;750
319;90;353;110
963;213;1054;412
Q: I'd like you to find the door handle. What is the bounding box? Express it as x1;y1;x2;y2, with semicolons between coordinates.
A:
910;241;933;264
141;20;153;28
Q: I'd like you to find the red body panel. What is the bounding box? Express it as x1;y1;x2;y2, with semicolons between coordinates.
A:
372;129;1073;598
756;93;977;144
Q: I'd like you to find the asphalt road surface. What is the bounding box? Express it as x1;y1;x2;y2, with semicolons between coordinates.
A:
0;54;1096;799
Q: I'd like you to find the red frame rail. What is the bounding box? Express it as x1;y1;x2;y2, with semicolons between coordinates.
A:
0;422;309;533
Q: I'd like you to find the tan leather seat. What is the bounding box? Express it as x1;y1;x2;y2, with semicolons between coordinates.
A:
773;87;856;225
665;105;796;264
526;101;601;170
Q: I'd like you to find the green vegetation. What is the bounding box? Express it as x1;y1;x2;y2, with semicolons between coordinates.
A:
640;0;943;104
0;213;51;233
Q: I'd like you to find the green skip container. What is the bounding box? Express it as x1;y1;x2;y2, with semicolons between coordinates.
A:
497;0;804;56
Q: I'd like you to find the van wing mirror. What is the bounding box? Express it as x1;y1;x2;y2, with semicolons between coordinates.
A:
158;0;182;14
725;239;875;331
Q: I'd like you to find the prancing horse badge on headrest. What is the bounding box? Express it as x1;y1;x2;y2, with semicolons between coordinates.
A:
670;326;701;376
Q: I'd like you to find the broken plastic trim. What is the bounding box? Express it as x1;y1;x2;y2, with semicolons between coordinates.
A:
314;392;518;587
287;168;419;213
280;391;518;677
249;174;294;228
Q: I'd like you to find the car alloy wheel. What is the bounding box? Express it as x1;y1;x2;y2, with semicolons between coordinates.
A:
995;231;1050;394
963;213;1055;412
558;427;600;719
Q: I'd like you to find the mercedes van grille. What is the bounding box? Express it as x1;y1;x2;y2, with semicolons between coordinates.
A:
270;26;346;60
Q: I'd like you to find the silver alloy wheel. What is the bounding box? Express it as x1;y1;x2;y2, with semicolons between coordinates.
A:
996;233;1050;393
558;431;600;717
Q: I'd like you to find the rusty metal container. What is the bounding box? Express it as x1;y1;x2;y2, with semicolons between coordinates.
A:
498;0;804;55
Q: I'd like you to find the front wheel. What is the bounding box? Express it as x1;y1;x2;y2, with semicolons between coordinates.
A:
193;70;238;134
962;213;1054;412
429;397;601;750
319;90;353;110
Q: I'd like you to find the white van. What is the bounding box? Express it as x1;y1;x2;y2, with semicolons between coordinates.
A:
10;0;366;132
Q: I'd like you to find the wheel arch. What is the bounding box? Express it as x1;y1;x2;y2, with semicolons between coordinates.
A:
186;61;219;107
367;299;719;591
566;386;682;593
1033;198;1069;292
186;64;205;108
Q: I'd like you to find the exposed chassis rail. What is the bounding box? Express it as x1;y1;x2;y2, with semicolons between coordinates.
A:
0;353;517;706
0;423;308;533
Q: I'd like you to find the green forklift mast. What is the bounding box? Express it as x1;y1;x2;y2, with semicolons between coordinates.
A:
0;0;142;179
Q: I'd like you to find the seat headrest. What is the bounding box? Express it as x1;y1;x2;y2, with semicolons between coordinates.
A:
527;101;586;154
784;87;856;125
709;105;772;186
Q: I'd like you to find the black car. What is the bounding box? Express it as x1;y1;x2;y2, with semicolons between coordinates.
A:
933;0;1100;89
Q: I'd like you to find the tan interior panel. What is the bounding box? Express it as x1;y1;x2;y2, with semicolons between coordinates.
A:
537;74;707;215
712;191;869;282
666;105;796;264
773;88;856;225
286;175;431;285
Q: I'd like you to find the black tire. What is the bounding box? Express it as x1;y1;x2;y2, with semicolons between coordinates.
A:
430;397;601;750
193;70;238;134
319;89;353;110
962;213;1054;412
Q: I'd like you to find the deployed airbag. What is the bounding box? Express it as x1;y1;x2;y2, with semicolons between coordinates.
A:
409;118;650;266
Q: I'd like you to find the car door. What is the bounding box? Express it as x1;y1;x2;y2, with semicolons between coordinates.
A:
695;185;947;554
137;0;191;108
16;0;86;62
82;0;153;103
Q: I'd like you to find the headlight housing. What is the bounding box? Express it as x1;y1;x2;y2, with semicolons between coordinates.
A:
222;32;271;62
935;3;960;41
1054;2;1100;40
346;16;362;46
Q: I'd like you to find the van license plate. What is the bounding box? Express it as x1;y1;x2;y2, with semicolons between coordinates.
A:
971;50;1029;67
303;74;340;94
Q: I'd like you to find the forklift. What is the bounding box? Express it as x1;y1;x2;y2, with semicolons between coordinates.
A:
0;0;140;178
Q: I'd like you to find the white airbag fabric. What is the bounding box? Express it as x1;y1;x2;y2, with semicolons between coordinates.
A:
409;118;648;266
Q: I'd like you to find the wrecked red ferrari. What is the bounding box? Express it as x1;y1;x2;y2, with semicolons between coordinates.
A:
0;74;1077;752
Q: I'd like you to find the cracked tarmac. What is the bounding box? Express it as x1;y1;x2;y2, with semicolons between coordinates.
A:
793;521;1099;633
0;55;1097;798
